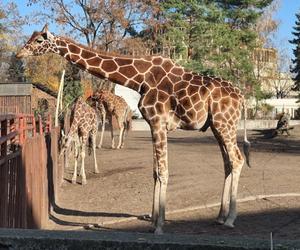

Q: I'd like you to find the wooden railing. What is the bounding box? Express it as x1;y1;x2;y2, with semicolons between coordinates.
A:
0;113;60;229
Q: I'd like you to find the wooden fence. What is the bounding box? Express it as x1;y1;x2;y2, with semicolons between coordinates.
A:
0;114;62;229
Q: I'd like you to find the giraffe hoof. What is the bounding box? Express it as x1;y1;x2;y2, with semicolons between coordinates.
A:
94;170;100;174
154;227;164;235
71;179;76;184
96;146;102;149
224;221;235;228
215;218;225;225
82;180;87;185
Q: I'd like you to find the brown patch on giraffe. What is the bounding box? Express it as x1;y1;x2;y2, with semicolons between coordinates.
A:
152;57;163;65
220;97;231;111
115;58;133;66
221;87;230;97
109;72;127;84
171;67;184;75
221;81;230;87
81;49;96;59
168;73;182;83
68;44;81;55
190;93;200;104
134;74;144;84
119;65;138;78
145;107;157;118
211;88;222;101
162;60;174;73
140;83;150;94
126;81;140;91
59;47;69;56
212;80;221;87
143;89;157;106
186;109;196;120
102;60;118;72
187;85;199;96
87;57;102;66
199;86;209;99
133;60;152;73
183;73;193;81
158;91;169;103
157;77;174;94
145;72;156;87
57;40;67;47
150;66;166;83
176;89;187;100
70;54;81;62
230;92;239;100
174;81;188;92
176;104;186;116
180;97;192;110
203;78;213;89
212;102;220;113
155;102;165;115
194;101;204;111
196;109;206;120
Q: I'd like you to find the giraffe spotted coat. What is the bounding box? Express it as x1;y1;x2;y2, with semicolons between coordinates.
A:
17;25;250;234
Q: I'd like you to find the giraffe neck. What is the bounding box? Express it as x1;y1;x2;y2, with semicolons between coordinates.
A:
55;36;150;92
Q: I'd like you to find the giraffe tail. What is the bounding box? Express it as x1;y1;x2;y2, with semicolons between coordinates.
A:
243;99;251;168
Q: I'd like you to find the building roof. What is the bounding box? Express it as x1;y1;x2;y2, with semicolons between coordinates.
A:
0;82;57;98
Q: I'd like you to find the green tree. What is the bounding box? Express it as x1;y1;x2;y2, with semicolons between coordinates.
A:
289;12;300;92
63;63;83;108
160;0;274;90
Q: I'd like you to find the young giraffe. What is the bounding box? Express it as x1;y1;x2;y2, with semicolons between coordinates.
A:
17;25;250;234
60;96;99;185
89;90;132;149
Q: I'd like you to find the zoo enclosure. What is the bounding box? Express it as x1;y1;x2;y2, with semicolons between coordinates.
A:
0;113;62;229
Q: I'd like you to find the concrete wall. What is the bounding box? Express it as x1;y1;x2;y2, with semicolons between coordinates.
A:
0;228;299;250
131;119;300;131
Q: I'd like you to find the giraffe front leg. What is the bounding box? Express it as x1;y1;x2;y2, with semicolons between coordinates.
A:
97;111;106;149
92;132;99;174
117;124;125;149
151;144;159;226
151;128;168;235
110;116;115;149
72;140;80;184
80;142;87;185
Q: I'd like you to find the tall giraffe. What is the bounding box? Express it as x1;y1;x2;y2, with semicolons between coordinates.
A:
60;96;99;185
17;25;250;234
88;90;132;149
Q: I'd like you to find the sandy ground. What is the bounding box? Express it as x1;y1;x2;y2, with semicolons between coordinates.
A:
48;125;300;241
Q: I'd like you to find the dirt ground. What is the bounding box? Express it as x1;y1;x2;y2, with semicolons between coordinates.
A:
48;125;300;241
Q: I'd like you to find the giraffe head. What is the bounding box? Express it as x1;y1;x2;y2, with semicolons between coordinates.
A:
16;24;58;58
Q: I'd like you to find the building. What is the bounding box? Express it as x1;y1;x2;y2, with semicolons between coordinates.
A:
0;82;57;115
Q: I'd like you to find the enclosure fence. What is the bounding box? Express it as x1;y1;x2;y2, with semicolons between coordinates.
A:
0;114;62;229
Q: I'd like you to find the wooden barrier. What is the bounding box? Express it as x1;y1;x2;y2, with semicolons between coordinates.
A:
0;114;61;229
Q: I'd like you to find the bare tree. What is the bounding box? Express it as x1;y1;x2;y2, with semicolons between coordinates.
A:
27;0;159;90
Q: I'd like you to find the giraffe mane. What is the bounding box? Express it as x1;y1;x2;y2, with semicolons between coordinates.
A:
58;36;153;60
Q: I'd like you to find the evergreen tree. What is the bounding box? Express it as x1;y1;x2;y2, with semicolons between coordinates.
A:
289;12;300;91
160;0;274;89
63;63;83;107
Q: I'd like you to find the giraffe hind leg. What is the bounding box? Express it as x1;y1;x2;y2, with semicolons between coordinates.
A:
212;126;244;228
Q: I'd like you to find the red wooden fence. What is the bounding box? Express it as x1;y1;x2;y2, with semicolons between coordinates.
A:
0;114;62;229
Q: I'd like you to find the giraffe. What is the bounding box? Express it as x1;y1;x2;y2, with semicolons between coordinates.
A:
60;96;99;185
88;90;132;149
17;25;250;234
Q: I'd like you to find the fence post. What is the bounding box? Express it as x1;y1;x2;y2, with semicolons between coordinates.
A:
19;116;24;145
1;119;8;158
38;115;43;135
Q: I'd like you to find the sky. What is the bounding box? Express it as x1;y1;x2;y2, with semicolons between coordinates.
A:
5;0;300;58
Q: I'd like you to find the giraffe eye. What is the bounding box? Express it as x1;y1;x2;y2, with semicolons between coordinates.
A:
36;37;44;43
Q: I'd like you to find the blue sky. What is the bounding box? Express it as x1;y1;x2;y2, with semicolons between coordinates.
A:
6;0;300;58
